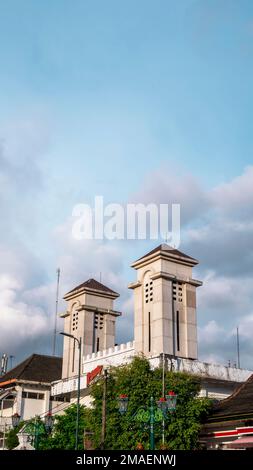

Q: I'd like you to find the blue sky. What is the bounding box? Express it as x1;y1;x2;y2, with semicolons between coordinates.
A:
1;0;253;368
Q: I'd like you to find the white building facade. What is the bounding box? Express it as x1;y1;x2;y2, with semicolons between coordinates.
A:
51;244;252;402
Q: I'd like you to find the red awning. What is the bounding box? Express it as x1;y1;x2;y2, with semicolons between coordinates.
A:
226;436;253;449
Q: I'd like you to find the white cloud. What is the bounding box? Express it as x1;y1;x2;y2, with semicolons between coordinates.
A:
211;165;253;218
130;165;209;225
0;272;50;355
53;218;134;344
198;272;253;314
2;160;253;368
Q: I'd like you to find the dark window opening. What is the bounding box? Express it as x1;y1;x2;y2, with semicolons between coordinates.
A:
97;337;100;352
148;311;151;352
72;339;75;372
22;392;44;400
176;310;180;352
50;395;70;403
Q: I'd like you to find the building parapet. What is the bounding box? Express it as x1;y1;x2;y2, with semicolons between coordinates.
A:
51;344;252;398
83;341;135;374
51;341;135;396
83;341;135;363
149;356;252;383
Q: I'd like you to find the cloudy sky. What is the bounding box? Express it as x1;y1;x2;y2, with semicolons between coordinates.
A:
1;0;253;370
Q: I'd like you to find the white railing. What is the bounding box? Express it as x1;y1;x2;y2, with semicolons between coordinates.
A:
51;375;87;396
0;416;12;433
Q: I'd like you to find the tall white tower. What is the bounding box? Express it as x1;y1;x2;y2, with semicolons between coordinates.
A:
129;244;202;360
61;279;121;378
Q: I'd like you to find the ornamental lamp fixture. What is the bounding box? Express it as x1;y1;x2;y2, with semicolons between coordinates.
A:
44;412;53;432
118;394;129;415
165;391;177;411
12;412;21;428
157;397;168;414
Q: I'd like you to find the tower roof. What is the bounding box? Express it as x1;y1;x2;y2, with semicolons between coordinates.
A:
64;278;119;299
132;243;198;268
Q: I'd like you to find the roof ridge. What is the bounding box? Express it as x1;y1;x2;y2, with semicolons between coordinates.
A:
31;353;62;360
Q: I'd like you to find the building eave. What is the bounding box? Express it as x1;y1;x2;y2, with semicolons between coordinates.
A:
131;251;199;270
76;304;122;317
63;286;119;301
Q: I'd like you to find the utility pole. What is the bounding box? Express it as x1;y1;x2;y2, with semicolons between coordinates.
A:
75;336;82;451
237;326;240;369
101;368;108;449
60;332;81;450
162;353;165;445
150;397;155;451
52;268;60;356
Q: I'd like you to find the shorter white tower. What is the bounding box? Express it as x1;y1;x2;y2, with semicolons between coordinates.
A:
61;279;121;378
129;244;202;360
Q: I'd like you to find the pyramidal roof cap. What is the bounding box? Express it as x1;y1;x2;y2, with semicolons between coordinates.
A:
132;243;198;267
64;278;119;298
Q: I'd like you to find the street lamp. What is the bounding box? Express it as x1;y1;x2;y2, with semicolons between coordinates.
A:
165;391;177;411
44;412;53;433
60;332;82;450
12;412;21;428
117;394;129;415
20;415;53;450
118;392;177;450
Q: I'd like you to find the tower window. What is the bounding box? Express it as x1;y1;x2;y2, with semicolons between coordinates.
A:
144;281;154;304
72;311;78;331
176;310;180;352
148;311;151;352
72;339;75;372
173;282;183;303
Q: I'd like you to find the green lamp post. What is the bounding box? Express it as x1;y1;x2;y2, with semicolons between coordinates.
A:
118;391;177;450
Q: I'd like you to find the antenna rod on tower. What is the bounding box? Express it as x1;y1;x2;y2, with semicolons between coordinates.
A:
236;326;240;369
52;268;60;356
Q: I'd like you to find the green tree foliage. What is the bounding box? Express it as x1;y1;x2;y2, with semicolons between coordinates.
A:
40;404;91;450
40;356;212;450
5;421;24;450
89;356;212;450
